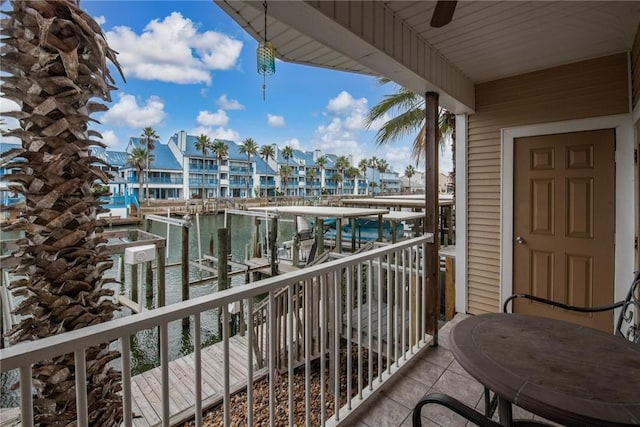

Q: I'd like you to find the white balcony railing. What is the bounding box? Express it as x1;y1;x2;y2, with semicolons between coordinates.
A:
1;235;435;427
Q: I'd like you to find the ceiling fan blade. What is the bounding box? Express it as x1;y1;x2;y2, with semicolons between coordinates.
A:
430;0;457;28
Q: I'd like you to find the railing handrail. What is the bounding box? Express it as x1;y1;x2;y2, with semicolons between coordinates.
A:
0;234;432;371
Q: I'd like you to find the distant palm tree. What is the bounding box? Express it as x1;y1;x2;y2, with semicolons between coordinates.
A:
335;155;350;195
346;166;360;195
212;140;229;198
194;134;212;200
282;145;294;168
259;144;276;197
405;165;416;193
140;126;159;204
239;137;258;199
280;165;293;196
377;159;389;194
331;172;342;194
128;147;149;202
315;155;327;191
306;168;317;196
365;77;455;165
358;158;369;179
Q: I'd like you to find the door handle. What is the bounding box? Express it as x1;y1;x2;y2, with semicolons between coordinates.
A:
516;236;525;245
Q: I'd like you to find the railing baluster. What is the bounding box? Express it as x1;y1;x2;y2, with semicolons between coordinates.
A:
420;242;424;341
268;291;275;427
394;249;400;367
346;265;353;410
194;313;202;427
305;278;311;427
409;247;414;353
19;365;34;427
121;336;133;427
320;273;326;426
247;300;255;427
160;323;170;427
402;248;407;361
288;283;294;426
367;259;373;390
357;262;363;399
377;254;383;382
387;253;392;377
334;269;340;421
223;307;230;427
74;349;88;427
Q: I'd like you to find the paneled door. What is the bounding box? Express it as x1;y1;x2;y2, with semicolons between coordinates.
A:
513;129;615;332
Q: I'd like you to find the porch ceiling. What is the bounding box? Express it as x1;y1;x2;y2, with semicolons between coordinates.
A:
214;1;640;114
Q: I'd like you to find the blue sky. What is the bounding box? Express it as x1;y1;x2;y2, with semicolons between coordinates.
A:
0;1;452;174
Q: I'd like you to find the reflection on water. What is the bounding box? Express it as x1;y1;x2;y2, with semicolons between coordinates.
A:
0;212;296;407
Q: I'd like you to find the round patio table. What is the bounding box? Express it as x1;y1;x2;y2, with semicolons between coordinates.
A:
450;313;640;426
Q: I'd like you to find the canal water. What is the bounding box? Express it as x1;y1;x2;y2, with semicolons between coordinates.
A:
0;212;296;407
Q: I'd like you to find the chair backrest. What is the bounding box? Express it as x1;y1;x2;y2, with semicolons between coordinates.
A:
615;271;640;343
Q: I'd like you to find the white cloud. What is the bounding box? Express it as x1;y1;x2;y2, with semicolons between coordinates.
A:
313;117;365;160
101;93;166;128
267;114;286;127
281;138;301;150
100;130;120;148
325;91;371;131
216;94;244;110
105;12;242;85
189;126;240;142
197;109;229;126
94;16;106;26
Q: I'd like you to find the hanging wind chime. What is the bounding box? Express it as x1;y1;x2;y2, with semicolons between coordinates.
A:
256;1;275;100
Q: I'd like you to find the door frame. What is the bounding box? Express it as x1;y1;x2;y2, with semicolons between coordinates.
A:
500;114;635;319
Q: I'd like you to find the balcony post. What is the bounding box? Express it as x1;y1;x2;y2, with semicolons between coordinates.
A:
424;91;440;346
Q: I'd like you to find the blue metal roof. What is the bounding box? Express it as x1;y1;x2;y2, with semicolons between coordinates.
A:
128;137;182;171
91;147;128;167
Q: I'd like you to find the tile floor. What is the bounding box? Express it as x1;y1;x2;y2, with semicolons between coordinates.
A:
349;314;562;427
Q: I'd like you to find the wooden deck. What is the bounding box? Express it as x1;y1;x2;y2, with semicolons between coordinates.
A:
130;334;265;427
0;335;266;427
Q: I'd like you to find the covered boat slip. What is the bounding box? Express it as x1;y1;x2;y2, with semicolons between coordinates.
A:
250;206;390;255
342;196;455;246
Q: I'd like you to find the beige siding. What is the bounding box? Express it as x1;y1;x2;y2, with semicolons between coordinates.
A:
633;22;640;109
466;53;629;315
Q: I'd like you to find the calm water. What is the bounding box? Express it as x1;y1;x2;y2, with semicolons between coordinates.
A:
0;212;296;407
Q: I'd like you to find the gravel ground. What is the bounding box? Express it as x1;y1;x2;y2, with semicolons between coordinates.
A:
180;345;384;427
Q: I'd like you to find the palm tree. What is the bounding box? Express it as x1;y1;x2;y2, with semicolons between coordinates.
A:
212;140;229;198
377;159;389;194
346;166;360;195
315;155;327;192
358;158;369;180
128;147;149;202
140;126;159;205
280;165;293;196
335;155;350;195
365;77;455;166
331;172;343;195
239;137;258;199
282;145;294;168
194;134;212;200
305;168;317;196
0;1;126;424
259;144;276;197
405;165;416;193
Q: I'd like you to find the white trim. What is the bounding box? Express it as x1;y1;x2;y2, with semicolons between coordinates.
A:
455;113;468;313
500;114;636;311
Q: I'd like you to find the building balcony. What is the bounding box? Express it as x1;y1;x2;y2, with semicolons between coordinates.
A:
128;177;183;185
189;165;219;172
1;236;452;427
